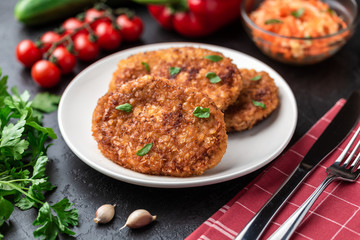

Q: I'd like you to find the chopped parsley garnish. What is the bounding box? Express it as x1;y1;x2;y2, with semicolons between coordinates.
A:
169;67;181;76
116;103;133;112
204;55;223;62
251;75;262;81
193;106;210;118
265;19;283;24
136;143;153;156
142;62;150;72
252;100;266;109
291;8;304;18
205;72;221;84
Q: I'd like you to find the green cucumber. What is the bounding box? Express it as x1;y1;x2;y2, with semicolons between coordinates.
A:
14;0;94;26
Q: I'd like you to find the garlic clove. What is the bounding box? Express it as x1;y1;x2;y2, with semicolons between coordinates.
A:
119;209;156;230
94;204;116;224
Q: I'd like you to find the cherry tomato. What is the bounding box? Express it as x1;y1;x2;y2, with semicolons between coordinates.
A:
73;33;99;61
116;15;143;42
85;8;110;29
51;46;76;74
62;18;85;36
31;60;61;88
95;22;122;51
16;40;42;68
40;31;62;53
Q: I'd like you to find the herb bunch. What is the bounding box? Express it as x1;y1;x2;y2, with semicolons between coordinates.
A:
0;68;78;239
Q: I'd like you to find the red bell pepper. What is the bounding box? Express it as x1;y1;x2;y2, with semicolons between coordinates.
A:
147;5;174;30
135;0;241;37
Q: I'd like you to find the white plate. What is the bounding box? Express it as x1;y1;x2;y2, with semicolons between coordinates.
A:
58;42;297;188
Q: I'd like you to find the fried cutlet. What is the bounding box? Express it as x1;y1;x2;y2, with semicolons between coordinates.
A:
92;75;227;177
109;47;243;111
225;69;279;132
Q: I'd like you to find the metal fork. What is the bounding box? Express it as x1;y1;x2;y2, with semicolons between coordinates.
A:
268;124;360;240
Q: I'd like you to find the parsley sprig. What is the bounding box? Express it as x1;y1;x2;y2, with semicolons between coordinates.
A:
265;19;283;24
169;67;181;76
0;68;78;240
204;55;223;62
205;72;221;84
291;8;305;18
193;106;210;118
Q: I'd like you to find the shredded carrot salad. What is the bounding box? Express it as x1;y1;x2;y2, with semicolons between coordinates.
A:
248;0;349;63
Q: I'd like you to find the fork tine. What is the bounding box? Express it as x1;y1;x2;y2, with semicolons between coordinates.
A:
342;125;360;166
351;152;360;172
347;139;360;169
335;124;360;165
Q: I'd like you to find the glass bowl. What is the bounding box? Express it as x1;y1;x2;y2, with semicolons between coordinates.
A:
240;0;359;65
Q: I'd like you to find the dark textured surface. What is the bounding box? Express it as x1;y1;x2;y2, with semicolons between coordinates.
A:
1;1;360;239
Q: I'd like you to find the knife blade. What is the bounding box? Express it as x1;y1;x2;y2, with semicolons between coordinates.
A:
235;91;360;240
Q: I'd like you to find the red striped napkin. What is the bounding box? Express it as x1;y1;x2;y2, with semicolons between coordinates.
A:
187;99;360;240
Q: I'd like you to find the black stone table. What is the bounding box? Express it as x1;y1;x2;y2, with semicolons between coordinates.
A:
1;1;360;239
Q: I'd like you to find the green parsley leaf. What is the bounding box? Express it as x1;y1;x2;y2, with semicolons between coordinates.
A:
32;156;49;179
12;87;30;104
0;119;26;147
33;200;78;239
0;182;17;197
0;68;9;109
5;88;31;117
251;75;262;81
27;131;48;160
116;103;133;112
15;197;36;210
26;121;57;139
169;67;181;76
265;19;283;24
51;198;79;229
0;119;29;160
204;55;223;62
205;72;221;84
0;196;14;222
31;93;61;113
252;100;266;109
136;143;153;156
33;203;60;239
193;106;210;118
32;178;56;193
291;8;304;18
142;62;150;72
28;183;46;201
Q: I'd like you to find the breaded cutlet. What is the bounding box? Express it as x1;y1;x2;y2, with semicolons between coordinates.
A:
92;75;227;177
225;69;279;132
109;47;243;111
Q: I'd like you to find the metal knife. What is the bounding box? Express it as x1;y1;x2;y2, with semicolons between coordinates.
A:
235;91;360;240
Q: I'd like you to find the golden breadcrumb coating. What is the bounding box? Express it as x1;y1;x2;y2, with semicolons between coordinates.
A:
225;69;279;132
109;47;243;111
92;75;227;177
